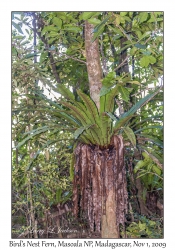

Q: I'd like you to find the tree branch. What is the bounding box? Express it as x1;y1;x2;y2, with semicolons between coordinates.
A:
33;13;61;84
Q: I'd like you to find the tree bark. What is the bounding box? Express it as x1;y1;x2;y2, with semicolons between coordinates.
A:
73;136;127;238
85;21;102;110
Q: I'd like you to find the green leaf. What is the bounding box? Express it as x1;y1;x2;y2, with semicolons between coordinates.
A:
61;101;91;126
92;16;110;42
118;85;130;102
12;21;23;34
57;84;75;102
12;47;18;56
20;41;29;46
64;26;81;33
40;52;48;63
77;89;100;126
105;85;120;112
48;38;57;44
100;95;106;113
134;125;163;134
111;89;160;132
26;140;57;171
47;32;59;38
139;221;146;230
137;134;163;148
100;86;111;97
139;145;163;164
127;80;140;85
100;112;111;146
80;12;96;20
123;126;136;148
130;47;137;55
135;30;142;39
102;72;116;87
139;12;148;23
52;17;62;29
120;12;128;16
135;43;147;49
149;55;156;64
139;31;151;42
55;12;67;20
123;16;131;22
134;160;146;173
152;165;161;176
88;18;101;25
105;112;118;122
24;53;39;59
115;14;121;25
91;26;104;42
44;25;60;32
140;55;150;67
142;50;151;56
16;126;49;149
13;35;25;40
41;26;48;36
56;188;62;203
25;29;29;35
74;124;93;139
31;90;80;126
125;89;160;117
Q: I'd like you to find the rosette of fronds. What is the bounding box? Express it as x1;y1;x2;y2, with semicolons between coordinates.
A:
55;84;161;149
14;83;161;174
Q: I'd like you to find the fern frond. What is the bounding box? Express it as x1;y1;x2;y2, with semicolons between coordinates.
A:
57;84;75;102
100;112;112;146
114;115;134;132
125;89;161;117
78;128;96;145
52;110;81;127
105;85;119;112
74;124;94;139
88;126;102;145
77;89;101;126
100;95;106;113
79;134;92;144
16;126;49;149
106;112;134;133
61;101;91;126
123;126;136;148
75;101;89;114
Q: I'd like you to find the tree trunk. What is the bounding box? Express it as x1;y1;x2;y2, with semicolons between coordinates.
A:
72;20;129;238
85;21;102;110
73;21;128;239
73;135;128;238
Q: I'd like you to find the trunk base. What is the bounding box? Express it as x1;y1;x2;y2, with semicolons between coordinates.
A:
73;135;128;238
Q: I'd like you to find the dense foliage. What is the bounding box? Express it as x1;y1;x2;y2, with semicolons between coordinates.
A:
12;11;163;238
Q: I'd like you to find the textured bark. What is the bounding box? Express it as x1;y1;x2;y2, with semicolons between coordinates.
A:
73;135;128;238
116;37;129;76
102;190;119;238
85;21;103;110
